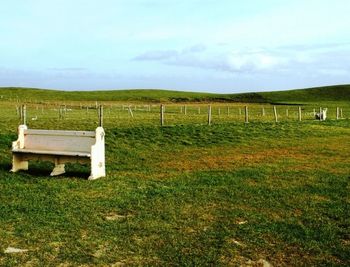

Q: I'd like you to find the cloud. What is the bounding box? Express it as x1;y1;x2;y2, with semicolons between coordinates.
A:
133;50;178;61
133;45;206;61
46;67;88;71
133;43;350;77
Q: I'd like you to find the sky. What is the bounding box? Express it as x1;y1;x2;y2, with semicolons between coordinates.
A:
0;0;350;93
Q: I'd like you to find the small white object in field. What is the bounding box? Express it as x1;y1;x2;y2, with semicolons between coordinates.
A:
31;116;38;120
105;213;132;221
315;108;327;121
4;247;28;253
230;239;243;246
257;259;273;267
246;259;273;267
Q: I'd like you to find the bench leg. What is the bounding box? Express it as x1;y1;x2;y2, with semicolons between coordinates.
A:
50;159;65;176
88;161;105;180
10;154;28;172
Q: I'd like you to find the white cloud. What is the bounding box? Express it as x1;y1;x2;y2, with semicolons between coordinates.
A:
133;42;350;77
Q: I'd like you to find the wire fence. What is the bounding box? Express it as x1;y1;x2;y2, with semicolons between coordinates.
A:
0;101;348;132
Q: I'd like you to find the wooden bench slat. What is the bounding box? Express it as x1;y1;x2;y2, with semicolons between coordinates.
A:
24;129;95;137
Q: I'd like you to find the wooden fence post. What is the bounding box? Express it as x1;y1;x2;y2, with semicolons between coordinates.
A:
245;106;249;123
286;109;289;118
208;105;212;125
99;105;103;127
184;105;187;115
128;105;134;118
336;107;339;120
22;105;26;125
262;107;265;116
340;108;343;118
218;107;221;116
273;106;278;122
160;104;164;126
298;106;302;121
20;105;23;121
198;107;201;114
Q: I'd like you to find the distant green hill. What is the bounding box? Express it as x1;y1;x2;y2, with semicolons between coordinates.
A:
259;85;350;104
0;84;349;104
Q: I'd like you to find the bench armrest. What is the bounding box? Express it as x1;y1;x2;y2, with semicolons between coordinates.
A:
89;127;105;179
91;127;105;154
12;125;27;150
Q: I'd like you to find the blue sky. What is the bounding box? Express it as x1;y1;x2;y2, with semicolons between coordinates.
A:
0;0;350;92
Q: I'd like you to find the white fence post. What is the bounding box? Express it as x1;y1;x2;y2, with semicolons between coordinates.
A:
208;105;212;125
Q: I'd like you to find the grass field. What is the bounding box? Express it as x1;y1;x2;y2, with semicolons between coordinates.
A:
0;86;349;266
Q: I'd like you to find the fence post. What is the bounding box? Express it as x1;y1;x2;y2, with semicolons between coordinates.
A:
99;105;103;127
340;108;343;118
273;106;278;122
160;104;164;126
286;108;289;118
218;107;221;116
298;106;302;121
227;106;229;115
208;105;212;125
198;107;201;114
262;107;265;116
128;105;134;118
319;107;322;121
20;105;23;121
336;107;339;120
184;105;187;115
245;106;249;123
22;105;26;125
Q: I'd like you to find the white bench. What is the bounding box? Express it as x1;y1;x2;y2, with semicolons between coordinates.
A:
11;125;105;180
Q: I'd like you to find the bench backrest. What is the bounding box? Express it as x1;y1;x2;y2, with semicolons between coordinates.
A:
23;129;96;153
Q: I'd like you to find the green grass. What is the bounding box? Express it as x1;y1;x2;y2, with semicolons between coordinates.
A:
0;86;349;265
0;117;349;265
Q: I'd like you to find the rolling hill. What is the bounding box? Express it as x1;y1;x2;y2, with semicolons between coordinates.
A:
0;84;349;104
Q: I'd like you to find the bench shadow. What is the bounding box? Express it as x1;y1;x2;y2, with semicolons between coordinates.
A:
0;162;89;180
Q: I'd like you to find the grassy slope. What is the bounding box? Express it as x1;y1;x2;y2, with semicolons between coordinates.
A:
0;85;349;265
1;84;350;103
260;84;350;104
0;120;349;266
